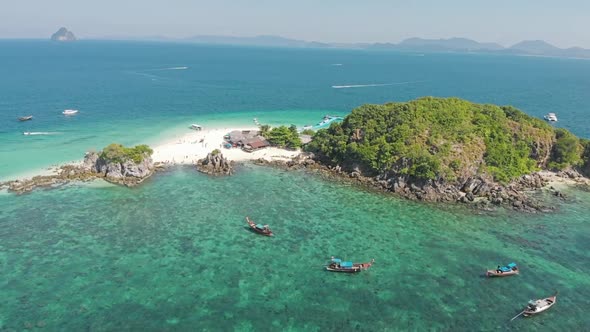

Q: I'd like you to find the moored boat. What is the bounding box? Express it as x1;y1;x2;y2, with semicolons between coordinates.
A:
18;115;33;121
544;113;557;122
246;217;273;236
523;292;557;317
189;124;202;130
486;262;519;277
62;109;79;115
326;257;374;273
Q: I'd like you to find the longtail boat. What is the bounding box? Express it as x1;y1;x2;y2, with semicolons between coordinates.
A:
326;257;374;273
523;293;557;317
486;262;519;277
18;115;33;121
246;217;273;236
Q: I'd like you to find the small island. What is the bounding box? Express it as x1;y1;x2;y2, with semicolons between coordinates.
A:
2;143;155;193
51;27;76;42
300;97;590;211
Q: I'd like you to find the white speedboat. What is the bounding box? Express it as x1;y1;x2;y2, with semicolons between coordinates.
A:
63;109;79;115
189;124;202;130
544;113;557;122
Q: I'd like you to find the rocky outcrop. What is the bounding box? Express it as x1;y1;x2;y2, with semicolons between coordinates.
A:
1;149;155;194
252;154;583;213
51;27;76;42
81;151;154;186
196;151;233;176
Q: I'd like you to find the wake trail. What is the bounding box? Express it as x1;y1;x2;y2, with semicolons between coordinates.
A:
331;81;427;89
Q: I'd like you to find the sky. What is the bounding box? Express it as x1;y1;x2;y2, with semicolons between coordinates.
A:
1;0;589;48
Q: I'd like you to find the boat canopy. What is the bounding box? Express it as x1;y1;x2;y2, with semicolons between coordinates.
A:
507;263;517;268
255;224;264;229
341;261;353;268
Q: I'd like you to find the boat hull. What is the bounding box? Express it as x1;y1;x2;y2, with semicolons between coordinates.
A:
486;269;519;277
246;217;273;236
523;295;557;317
326;260;374;273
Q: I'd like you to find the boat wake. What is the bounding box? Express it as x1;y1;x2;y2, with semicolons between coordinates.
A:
331;81;427;89
23;132;60;136
165;66;189;70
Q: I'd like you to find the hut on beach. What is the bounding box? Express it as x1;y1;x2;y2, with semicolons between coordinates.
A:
225;130;270;152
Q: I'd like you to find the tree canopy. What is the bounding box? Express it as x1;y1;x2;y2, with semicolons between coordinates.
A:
306;97;586;183
100;144;153;164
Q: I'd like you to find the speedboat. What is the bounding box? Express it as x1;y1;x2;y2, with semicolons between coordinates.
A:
544;113;557;122
189;124;202;130
62;109;79;115
18;115;33;121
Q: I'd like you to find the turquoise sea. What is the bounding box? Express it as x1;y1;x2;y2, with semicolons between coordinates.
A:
1;41;590;330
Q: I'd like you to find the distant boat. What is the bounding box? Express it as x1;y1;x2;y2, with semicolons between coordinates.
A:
486;262;519;277
326;257;374;273
246;217;273;236
544;113;557;122
189;124;202;130
18;115;33;121
62;109;79;115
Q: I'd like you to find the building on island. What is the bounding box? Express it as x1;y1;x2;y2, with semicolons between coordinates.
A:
225;130;270;152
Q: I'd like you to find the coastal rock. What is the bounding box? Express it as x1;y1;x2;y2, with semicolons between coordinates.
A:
51;27;76;42
196;150;233;176
83;150;154;185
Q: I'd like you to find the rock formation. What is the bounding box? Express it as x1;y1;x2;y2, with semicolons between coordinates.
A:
51;27;76;42
196;150;233;176
1;145;155;194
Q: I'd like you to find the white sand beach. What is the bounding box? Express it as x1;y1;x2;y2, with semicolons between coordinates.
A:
151;127;300;165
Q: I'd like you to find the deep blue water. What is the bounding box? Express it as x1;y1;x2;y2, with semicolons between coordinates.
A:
1;40;590;180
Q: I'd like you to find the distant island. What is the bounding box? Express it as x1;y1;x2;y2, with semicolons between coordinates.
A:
51;27;76;42
103;34;590;59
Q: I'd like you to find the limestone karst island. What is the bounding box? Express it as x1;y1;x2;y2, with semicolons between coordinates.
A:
50;27;76;41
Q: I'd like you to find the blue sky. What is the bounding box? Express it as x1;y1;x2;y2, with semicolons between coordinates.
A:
1;0;589;47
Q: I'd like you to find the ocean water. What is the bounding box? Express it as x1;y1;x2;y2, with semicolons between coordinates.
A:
0;166;589;330
2;40;590;180
1;41;590;330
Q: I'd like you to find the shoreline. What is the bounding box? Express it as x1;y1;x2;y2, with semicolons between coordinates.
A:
1;125;301;185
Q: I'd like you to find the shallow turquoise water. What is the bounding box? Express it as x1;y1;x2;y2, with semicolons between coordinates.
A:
2;40;590;180
1;166;588;330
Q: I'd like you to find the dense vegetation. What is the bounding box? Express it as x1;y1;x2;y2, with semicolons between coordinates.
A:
262;125;302;149
306;97;586;183
100;144;154;163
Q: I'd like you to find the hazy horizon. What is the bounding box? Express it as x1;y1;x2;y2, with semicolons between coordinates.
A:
2;0;589;48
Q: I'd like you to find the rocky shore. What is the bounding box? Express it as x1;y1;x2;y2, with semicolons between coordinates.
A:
254;153;588;213
195;150;234;176
0;151;157;195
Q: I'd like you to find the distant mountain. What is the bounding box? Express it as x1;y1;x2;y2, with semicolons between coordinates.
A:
184;35;330;48
83;33;590;59
369;37;503;52
509;40;561;54
51;27;76;42
504;40;590;58
399;37;503;51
